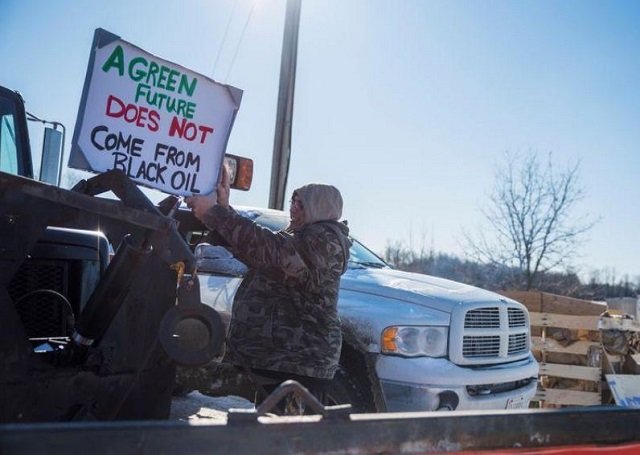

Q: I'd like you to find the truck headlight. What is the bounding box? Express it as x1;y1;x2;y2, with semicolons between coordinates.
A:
381;326;448;357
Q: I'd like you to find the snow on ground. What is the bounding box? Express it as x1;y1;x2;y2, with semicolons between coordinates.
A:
170;392;255;422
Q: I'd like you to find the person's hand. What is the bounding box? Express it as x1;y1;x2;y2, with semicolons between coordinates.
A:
185;192;217;221
216;165;231;208
184;165;231;220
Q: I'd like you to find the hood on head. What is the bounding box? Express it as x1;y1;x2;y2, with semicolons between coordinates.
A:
293;184;343;225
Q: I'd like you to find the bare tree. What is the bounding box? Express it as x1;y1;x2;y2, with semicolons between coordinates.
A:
466;151;597;290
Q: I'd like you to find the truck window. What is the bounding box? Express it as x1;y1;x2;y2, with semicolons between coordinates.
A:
349;238;388;268
0;99;19;175
239;209;389;269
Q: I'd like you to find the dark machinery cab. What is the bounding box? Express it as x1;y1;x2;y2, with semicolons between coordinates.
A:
0;85;194;422
2;86;109;343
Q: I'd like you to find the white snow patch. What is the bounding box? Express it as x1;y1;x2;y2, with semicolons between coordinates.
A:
170;392;254;422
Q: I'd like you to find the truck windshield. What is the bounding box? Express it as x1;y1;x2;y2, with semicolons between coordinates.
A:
348;239;388;269
0;97;19;175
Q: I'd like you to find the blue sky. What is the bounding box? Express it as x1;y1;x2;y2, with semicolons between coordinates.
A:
1;0;638;280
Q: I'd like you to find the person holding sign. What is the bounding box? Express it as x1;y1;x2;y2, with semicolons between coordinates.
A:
186;169;351;405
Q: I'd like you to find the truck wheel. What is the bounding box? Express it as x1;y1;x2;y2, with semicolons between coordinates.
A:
319;366;375;413
172;383;194;397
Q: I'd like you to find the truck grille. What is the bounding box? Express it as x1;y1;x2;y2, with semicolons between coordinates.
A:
451;303;530;365
508;333;528;355
508;308;527;327
462;335;500;357
465;308;500;328
8;259;70;338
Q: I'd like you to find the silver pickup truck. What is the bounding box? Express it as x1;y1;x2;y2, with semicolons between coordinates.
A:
196;206;538;412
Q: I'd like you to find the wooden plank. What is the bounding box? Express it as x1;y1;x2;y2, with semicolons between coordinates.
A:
529;312;600;331
539;362;602;382
499;291;542;312
606;375;640;408
532;336;600;356
535;388;602;406
540;292;606;316
499;291;607;315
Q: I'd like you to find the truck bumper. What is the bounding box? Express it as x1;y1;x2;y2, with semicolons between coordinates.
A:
375;353;539;412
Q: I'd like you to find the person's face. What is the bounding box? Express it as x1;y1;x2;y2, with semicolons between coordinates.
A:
289;195;305;228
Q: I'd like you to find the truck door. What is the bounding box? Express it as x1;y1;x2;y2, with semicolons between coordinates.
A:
0;86;34;178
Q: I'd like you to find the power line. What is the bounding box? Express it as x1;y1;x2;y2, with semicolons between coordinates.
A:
211;0;239;80
224;0;257;82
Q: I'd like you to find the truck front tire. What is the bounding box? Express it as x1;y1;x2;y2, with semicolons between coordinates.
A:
319;366;376;413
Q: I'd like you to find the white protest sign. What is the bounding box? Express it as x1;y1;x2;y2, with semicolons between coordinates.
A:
70;28;242;196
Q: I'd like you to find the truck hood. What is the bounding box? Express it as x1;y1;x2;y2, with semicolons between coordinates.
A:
340;266;506;314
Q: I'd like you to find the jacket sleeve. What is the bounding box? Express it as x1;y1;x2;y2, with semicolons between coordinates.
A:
200;205;344;288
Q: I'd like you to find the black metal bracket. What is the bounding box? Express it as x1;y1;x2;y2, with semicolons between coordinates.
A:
227;380;352;423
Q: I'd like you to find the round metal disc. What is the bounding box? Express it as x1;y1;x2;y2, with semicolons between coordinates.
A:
158;304;224;367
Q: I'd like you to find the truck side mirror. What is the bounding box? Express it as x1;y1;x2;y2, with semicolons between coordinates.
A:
195;243;248;277
39;126;64;186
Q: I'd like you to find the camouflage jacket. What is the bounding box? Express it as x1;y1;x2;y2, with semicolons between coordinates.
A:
201;205;351;379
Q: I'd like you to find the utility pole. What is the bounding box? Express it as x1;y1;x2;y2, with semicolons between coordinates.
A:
268;0;301;210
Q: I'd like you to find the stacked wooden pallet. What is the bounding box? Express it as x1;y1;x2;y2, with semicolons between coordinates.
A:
500;291;607;407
